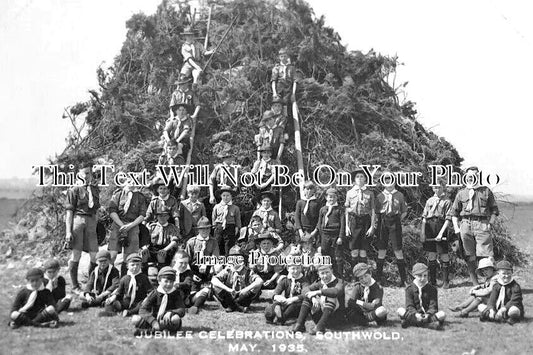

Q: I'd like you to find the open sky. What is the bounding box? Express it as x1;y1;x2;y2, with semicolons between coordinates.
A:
1;0;532;197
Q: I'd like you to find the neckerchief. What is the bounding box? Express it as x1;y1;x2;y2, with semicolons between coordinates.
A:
158;194;170;202
319;276;337;307
44;276;57;292
466;186;480;212
19;284;45;313
383;189;397;214
127;271;141;308
302;196;316;216
258;206;273;227
259;248;275;272
123;190;134;214
429;193;444;216
349;185;367;204
86;185;94;208
156;285;177;321
219;200;233;229
324;203;338;226
195;234;209;253
288;273;303;298
259;158;271;176
414;279;428;314
496;277;514;309
231;270;245;291
363;277;376;303
155;222;169;245
94;265;112;294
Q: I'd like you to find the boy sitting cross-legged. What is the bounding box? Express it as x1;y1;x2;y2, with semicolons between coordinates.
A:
43;259;72;314
172;251;210;314
82;250;120;310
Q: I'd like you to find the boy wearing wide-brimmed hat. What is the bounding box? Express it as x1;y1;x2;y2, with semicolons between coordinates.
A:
313;188;346;278
292;264;346;335
397;263;446;330
265;251;310;325
450;257;497;317
209;141;240;205
251;190;282;234
179;26;213;84
82;250;120;309
259;97;289;160
169;73;200;120
133;266;186;334
346;263;387;326
42;259;72;314
9;268;59;329
143;207;183;270
102;254;153;317
211;246;263;313
239;215;284;255
250;232;284;290
345;169;376;266
479;260;523;324
212;186;241;256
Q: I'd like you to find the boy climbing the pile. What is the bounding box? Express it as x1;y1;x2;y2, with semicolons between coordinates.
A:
397;263;446;330
132;267;187;334
258;97;289;160
250;190;282;235
251;144;281;199
102;254;153;317
292;264;345;335
43;259;72;314
163;102;193;159
375;173;408;286
450;257;497;317
169;74;200;120
82;250;120;310
346;263;388;326
9;268;59;329
479;260;524;324
345;169;375;267
271;48;296;105
420;180;452;288
179;27;213;84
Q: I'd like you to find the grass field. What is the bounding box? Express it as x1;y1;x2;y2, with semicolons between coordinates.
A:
0;205;531;354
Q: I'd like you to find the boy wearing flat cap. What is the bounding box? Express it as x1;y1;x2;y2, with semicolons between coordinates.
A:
313;188;346;278
265;253;310;325
292;264;345;335
102;254;153;317
375;174;408;286
397;263;446;330
345;169;376;266
479;260;523;324
133;266;186;334
43;259;72;314
64;164;100;293
211;246;263;313
212;186;241;256
142;208;183;270
82;250;120;309
346;263;387;326
9;268;59;329
294;181;320;244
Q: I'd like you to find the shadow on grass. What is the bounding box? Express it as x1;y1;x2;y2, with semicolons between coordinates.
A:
58;320;76;327
450;281;474;288
184;325;213;332
521;288;533;295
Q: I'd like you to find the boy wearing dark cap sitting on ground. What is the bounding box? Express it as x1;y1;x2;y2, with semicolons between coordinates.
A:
211;246;264;313
292;264;345;335
9;268;59;329
132;266;186;334
102;254;153;317
172;250;210;314
314;188;346;278
346;263;388;326
265;255;310;325
82;250;120;309
43;259;72;314
479;260;524;325
397;263;446;330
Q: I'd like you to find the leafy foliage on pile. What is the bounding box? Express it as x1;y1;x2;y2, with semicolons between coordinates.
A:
1;0;526;269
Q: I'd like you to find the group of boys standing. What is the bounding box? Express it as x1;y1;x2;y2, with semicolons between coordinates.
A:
9;28;524;334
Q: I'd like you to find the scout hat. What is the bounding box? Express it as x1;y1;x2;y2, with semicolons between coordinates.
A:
196;216;211;229
151;176;168;189
228;245;243;256
126;254;142;263
353;263;372;278
26;268;44;279
278;48;288;55
325;188;338;196
350;168;366;180
175;73;193;85
256;232;277;245
411;263;428;276
173;101;189;110
215;185;237;198
158;266;177;280
43;259;60;271
259;190;276;203
96;250;111;261
213;141;233;159
257;143;273;153
495;260;513;271
181;26;197;36
476;258;495;273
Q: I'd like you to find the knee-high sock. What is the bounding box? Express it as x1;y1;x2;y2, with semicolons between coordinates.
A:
315;307;333;332
428;260;438;285
69;260;80;289
397;259;407;284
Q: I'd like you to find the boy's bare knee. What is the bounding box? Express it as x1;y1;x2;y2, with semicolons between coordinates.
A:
508;306;521;319
397;307;406;318
435;310;446;321
375;306;388;318
10;311;20;320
